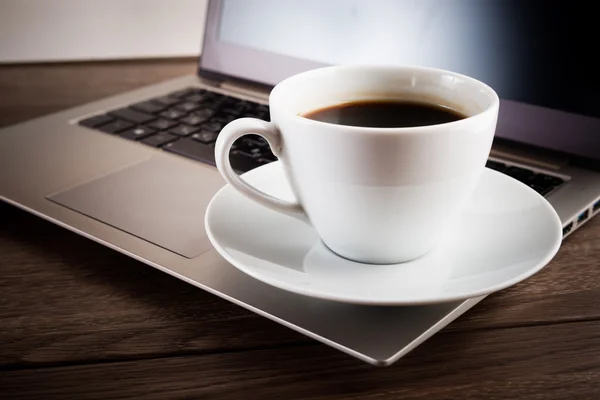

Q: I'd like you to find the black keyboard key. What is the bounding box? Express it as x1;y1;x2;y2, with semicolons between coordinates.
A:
242;137;268;149
242;107;260;116
164;138;216;165
109;108;156;124
169;124;199;136
220;96;239;107
221;107;242;116
212;96;235;109
191;131;219;144
141;132;178;147
233;148;263;159
530;184;553;196
152;95;181;107
180;110;214;126
204;97;227;110
234;138;266;154
186;94;210;103
486;160;506;172
210;93;225;101
160;109;187;120
257;158;274;165
175;102;201;113
233;101;254;114
120;126;156;140
79;114;114;128
130;101;166;114
531;173;564;188
504;166;535;183
148;118;177;131
180;115;206;126
201;120;226;133
248;135;268;146
195;109;216;119
255;104;269;113
230;151;261;172
97;119;134;133
233;138;250;152
254;104;270;120
217;103;243;118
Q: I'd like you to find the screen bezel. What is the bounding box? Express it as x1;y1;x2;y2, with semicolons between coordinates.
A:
198;0;600;162
199;0;325;86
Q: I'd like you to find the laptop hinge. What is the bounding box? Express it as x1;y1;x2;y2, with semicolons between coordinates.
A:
490;142;569;171
218;81;270;103
198;75;223;89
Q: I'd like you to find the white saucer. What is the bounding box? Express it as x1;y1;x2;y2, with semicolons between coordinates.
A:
205;162;562;305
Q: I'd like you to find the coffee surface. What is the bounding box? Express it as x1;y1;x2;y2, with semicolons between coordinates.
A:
302;100;466;128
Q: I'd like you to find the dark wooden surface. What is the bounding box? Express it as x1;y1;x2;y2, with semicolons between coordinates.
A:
1;59;600;400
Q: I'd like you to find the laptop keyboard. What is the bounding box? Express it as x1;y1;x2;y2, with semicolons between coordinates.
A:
485;160;564;196
79;87;274;172
79;86;565;196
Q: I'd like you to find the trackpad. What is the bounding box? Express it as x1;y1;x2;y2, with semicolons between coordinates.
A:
47;157;225;258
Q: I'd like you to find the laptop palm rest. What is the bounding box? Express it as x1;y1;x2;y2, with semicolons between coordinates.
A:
47;157;224;259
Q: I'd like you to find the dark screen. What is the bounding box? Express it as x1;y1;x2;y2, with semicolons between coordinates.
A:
498;1;599;118
217;0;600;120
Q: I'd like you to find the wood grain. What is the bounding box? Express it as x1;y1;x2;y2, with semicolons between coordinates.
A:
2;321;600;399
2;200;599;369
0;201;311;370
1;60;600;399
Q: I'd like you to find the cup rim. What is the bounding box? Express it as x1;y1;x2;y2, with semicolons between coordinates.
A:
270;64;500;134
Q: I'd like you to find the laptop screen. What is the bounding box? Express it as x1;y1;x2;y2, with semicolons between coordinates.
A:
204;0;598;120
201;0;599;160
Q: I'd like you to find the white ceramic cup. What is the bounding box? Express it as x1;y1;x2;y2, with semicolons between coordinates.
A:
215;65;499;264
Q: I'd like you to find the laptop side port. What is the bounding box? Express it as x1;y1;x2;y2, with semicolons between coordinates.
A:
577;210;589;224
562;222;573;236
593;199;600;213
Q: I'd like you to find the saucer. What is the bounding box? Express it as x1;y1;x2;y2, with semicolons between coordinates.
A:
205;162;562;305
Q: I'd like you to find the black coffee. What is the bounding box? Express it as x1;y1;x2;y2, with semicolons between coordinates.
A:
301;100;466;128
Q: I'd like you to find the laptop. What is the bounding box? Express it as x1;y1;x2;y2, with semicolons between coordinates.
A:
1;0;599;367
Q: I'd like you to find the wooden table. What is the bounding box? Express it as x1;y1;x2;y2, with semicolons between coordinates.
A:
1;60;600;400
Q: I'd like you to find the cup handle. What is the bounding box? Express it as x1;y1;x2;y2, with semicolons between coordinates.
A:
215;118;305;216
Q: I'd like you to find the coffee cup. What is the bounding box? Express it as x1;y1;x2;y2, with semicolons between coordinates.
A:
215;65;499;264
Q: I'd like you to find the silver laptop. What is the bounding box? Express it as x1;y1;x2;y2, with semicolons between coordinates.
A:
1;0;599;366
